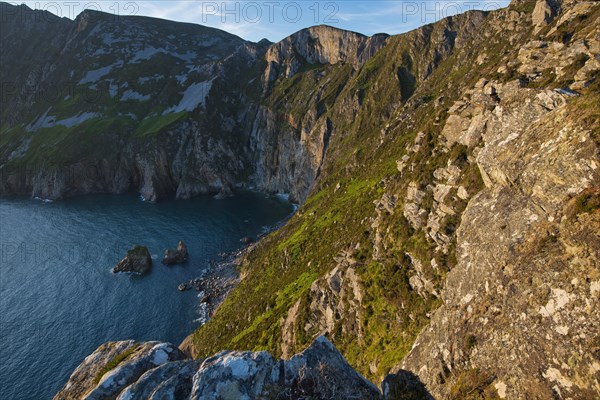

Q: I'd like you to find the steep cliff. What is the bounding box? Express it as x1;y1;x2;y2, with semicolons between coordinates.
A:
263;25;388;83
0;4;388;203
397;4;600;396
0;4;269;201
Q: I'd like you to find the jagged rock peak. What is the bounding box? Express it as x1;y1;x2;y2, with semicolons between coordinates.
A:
264;24;389;81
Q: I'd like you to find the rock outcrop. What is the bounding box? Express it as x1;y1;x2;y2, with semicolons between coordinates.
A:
532;0;559;33
240;236;254;245
263;25;388;83
281;248;365;358
396;19;600;397
56;337;383;399
162;241;188;265
53;341;187;400
112;246;152;275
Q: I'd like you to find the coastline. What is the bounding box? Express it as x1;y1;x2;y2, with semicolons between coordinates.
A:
178;203;296;358
0;191;295;399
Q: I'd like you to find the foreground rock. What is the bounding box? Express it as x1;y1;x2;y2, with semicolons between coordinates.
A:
162;241;189;265
112;246;152;275
53;341;187;400
55;337;383;399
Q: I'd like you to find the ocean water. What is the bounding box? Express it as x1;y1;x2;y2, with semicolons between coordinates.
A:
0;193;294;400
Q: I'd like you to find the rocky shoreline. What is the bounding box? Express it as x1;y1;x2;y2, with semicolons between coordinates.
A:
179;253;242;328
178;240;270;329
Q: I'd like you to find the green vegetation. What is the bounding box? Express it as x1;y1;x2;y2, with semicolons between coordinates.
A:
265;63;354;120
465;334;477;350
93;345;140;384
567;89;600;144
3;116;134;167
572;190;600;215
127;246;150;257
0;124;28;151
449;369;499;400
134;111;188;137
509;0;536;14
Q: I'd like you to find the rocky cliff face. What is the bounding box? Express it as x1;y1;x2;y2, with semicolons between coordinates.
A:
399;80;599;398
248;26;389;202
397;7;600;396
0;4;389;203
0;4;274;201
263;25;388;82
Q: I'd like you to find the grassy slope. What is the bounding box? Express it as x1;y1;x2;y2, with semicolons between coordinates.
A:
189;8;528;379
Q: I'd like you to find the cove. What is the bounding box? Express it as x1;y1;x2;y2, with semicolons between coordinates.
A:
0;192;294;400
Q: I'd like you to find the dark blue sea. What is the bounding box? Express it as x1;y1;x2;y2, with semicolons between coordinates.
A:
0;192;293;399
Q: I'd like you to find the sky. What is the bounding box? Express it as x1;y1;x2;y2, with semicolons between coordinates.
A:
14;1;511;42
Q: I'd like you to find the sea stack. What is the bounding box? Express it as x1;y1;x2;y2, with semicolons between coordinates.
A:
112;246;152;275
162;241;189;265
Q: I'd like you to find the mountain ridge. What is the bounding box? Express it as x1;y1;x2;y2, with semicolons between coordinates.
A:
0;1;393;203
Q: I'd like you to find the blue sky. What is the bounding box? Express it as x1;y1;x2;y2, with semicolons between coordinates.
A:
17;1;511;42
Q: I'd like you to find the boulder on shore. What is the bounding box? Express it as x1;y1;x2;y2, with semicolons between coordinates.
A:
240;236;254;245
112;246;152;275
162;241;189;265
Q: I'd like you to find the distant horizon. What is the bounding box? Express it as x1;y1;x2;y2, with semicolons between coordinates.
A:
8;0;510;42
